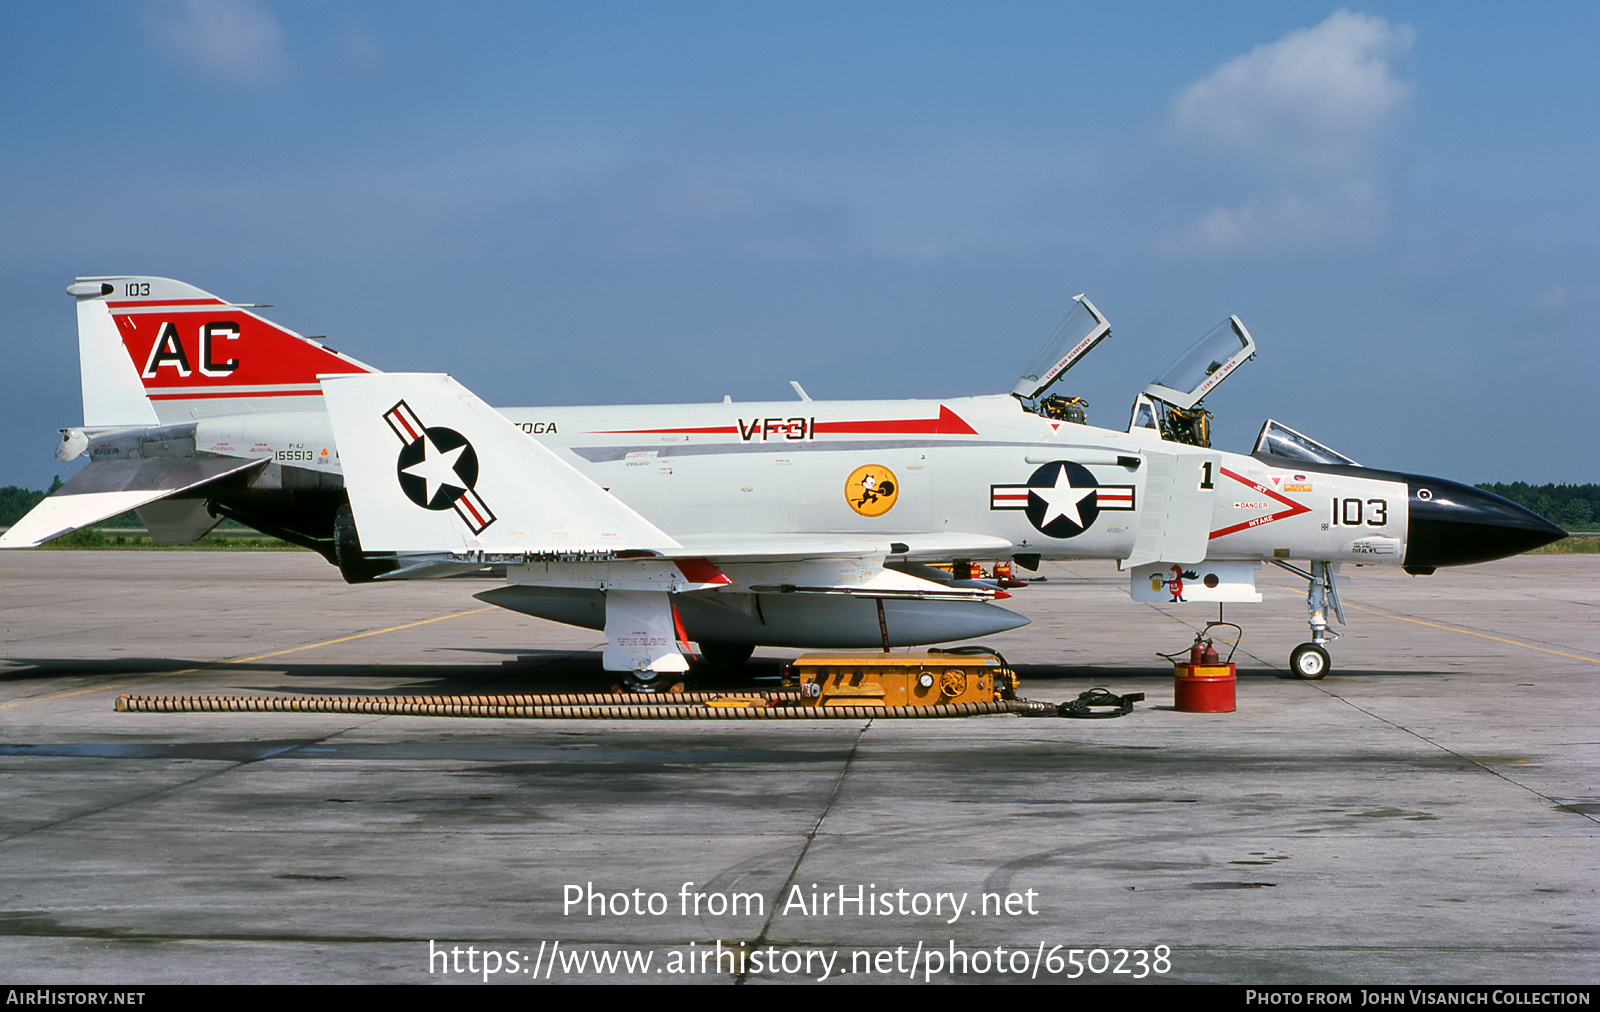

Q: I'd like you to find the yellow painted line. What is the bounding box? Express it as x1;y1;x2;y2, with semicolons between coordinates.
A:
227;607;494;663
1342;602;1600;664
0;683;127;710
1;607;495;710
1259;581;1599;664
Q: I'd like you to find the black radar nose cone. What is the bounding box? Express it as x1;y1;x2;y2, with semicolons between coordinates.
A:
1404;477;1567;569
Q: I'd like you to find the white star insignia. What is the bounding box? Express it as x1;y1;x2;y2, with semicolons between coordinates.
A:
402;434;467;504
1031;464;1095;529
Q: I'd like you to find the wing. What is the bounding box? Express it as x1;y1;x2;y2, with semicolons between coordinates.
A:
321;373;1024;673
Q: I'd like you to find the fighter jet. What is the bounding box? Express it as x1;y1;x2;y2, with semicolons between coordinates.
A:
4;277;1565;681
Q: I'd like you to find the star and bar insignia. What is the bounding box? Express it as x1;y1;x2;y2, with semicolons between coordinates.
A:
990;460;1134;539
383;400;497;535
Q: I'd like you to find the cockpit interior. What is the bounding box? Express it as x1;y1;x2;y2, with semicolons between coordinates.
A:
1011;295;1257;450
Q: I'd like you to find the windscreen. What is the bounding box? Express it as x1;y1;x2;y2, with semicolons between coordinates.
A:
1252;419;1361;466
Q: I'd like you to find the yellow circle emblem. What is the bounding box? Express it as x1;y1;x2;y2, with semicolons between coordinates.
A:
845;464;899;517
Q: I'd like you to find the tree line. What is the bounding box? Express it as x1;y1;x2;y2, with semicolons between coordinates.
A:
1;479;165;530
0;478;62;527
1475;483;1596;531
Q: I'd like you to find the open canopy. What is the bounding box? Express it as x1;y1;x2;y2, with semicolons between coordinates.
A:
1141;315;1255;411
1010;295;1111;402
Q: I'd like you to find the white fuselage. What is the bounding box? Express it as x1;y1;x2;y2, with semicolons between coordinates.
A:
485;393;1410;569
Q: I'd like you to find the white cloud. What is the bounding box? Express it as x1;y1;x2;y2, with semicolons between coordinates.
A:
1171;9;1414;176
146;0;287;85
1155;185;1383;257
1531;282;1600;315
1159;9;1415;256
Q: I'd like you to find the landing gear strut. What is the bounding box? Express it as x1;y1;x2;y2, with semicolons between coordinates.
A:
1271;559;1344;680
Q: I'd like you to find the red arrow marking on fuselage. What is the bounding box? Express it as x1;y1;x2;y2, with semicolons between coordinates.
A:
1208;467;1312;539
592;423;740;435
594;405;977;437
812;405;976;435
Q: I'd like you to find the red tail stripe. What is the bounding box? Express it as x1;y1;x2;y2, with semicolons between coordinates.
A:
107;299;227;309
148;387;324;400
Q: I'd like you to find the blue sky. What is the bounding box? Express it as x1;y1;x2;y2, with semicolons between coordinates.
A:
2;2;1595;488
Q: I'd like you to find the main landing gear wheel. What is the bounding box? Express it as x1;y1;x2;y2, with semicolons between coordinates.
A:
620;672;686;694
1289;643;1331;680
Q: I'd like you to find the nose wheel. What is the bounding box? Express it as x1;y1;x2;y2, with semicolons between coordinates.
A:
1289;642;1330;680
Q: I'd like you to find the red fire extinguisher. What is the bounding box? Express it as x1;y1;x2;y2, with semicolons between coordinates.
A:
1174;626;1236;713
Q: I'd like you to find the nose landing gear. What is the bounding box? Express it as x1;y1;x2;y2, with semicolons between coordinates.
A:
1271;559;1344;680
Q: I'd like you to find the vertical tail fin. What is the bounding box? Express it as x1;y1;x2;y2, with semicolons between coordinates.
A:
69;276;376;425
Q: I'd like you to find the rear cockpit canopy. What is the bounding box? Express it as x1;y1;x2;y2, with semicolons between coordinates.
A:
1128;315;1256;447
1143;316;1255;411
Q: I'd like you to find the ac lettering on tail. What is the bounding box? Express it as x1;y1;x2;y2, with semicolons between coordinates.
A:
142;322;192;377
200;322;241;376
142;320;242;378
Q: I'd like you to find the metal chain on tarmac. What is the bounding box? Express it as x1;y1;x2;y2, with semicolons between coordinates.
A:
115;692;1058;719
